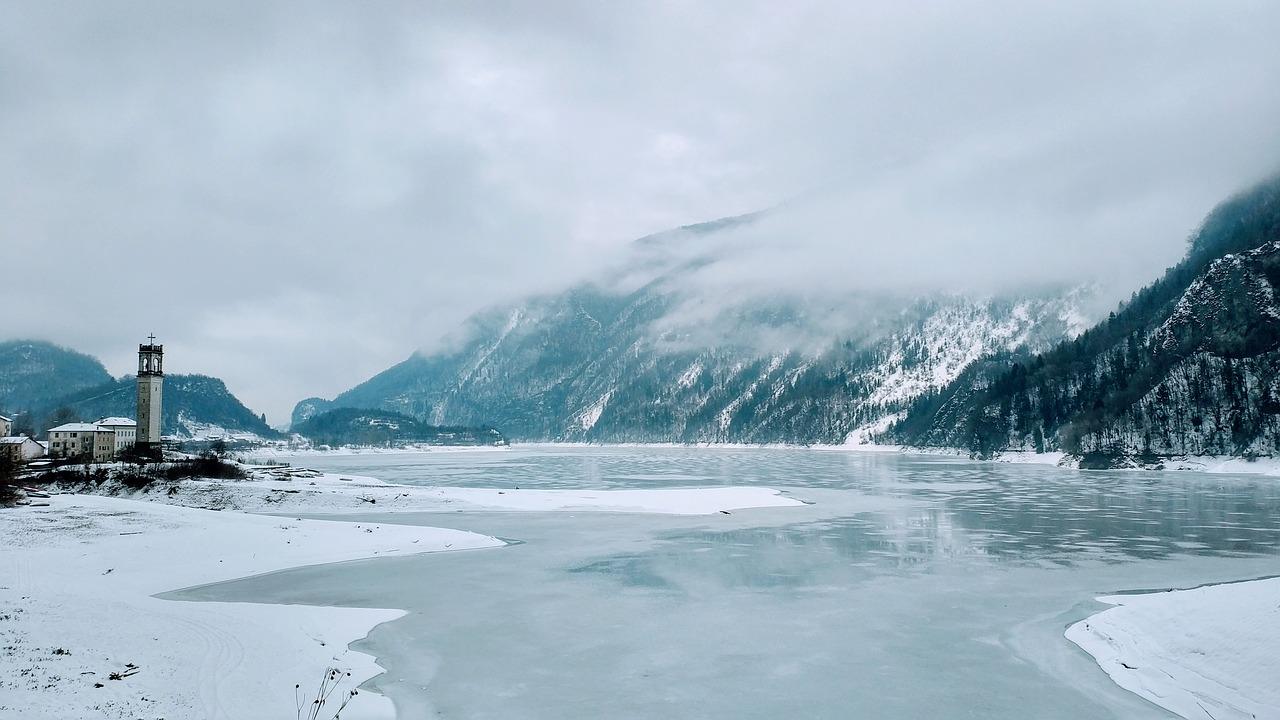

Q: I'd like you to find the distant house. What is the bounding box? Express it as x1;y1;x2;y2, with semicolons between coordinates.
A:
47;423;117;463
0;415;11;437
1;435;46;463
95;417;137;453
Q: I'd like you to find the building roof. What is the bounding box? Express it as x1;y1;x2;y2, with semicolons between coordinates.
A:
1;436;34;444
48;423;111;433
0;415;12;422
95;417;137;427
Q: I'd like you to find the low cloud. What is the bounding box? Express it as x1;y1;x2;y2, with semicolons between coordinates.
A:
2;2;1278;421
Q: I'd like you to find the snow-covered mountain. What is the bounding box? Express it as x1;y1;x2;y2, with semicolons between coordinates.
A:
890;174;1280;460
0;340;113;413
0;340;278;441
296;217;1092;443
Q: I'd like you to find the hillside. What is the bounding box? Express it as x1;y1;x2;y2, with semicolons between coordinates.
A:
292;407;505;447
0;340;113;413
295;218;1091;443
890;175;1280;460
51;374;280;440
0;340;278;440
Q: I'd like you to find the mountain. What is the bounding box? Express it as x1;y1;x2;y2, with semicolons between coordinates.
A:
0;340;113;413
889;175;1280;461
0;340;278;440
50;374;280;440
292;407;505;448
295;219;1092;443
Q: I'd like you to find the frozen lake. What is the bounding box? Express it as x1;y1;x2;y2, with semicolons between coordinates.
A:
177;447;1280;719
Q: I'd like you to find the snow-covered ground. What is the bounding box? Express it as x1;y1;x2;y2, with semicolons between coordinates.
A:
0;494;502;720
0;466;803;719
1161;455;1280;476
59;465;806;516
840;444;1280;477
246;444;511;458
1067;578;1280;720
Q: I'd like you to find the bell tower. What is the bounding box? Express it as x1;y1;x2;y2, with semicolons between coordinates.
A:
136;335;164;454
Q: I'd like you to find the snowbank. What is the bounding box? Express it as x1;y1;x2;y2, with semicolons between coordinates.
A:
993;450;1068;466
1;463;804;718
1162;455;1280;476
0;494;502;720
1066;578;1280;720
73;467;806;516
247;444;511;458
879;447;1280;476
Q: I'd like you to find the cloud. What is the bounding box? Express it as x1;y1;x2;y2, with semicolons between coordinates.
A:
2;1;1279;421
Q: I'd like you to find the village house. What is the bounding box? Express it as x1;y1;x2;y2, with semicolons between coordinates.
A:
0;415;12;437
0;435;46;463
95;417;138;453
47;423;118;463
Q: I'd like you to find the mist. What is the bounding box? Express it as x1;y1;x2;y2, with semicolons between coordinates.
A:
2;1;1279;422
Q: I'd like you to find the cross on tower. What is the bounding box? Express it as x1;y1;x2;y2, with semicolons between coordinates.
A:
147;334;156;344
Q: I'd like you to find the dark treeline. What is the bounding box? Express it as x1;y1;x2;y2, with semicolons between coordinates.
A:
891;175;1280;460
292;407;506;447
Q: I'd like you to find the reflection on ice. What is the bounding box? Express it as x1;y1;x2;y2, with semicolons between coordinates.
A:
178;447;1280;720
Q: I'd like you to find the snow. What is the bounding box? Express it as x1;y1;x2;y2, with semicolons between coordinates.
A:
47;422;104;432
576;391;613;432
992;450;1280;477
0;494;502;720
677;361;704;389
173;415;268;442
0;464;804;718
843;411;906;447
1162;454;1280;476
1066;578;1280;720
992;450;1068;467
248;443;512;458
75;467;806;516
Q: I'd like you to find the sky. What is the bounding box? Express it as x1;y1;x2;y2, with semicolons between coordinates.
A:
3;1;1280;424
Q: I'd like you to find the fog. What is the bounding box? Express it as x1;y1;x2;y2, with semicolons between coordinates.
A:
2;1;1279;422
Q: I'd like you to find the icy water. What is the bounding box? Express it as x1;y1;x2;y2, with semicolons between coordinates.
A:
178;447;1280;719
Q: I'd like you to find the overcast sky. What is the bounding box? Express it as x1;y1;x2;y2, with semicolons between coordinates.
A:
3;1;1280;423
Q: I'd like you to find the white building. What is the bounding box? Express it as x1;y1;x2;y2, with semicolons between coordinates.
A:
0;435;46;462
95;417;137;452
47;423;117;463
0;415;12;437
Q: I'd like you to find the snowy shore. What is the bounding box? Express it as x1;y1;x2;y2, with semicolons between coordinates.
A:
0;494;502;720
844;442;1280;477
1067;578;1280;720
65;465;806;516
246;444;513;458
0;468;804;719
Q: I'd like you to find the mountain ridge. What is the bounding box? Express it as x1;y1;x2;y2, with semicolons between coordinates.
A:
0;340;278;440
888;174;1280;460
295;225;1093;443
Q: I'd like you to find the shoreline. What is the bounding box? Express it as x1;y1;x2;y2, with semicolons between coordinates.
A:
251;441;1280;478
0;493;503;720
1;468;805;719
6;450;1275;718
1066;577;1280;720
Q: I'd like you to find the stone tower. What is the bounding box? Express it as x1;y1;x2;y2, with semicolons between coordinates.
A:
136;335;164;453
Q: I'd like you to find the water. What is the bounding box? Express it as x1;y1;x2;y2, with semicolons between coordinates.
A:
178;447;1280;719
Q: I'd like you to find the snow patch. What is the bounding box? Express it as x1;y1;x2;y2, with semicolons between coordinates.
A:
1067;578;1280;720
0;495;501;720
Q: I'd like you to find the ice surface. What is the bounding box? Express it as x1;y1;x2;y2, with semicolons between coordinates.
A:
183;448;1280;719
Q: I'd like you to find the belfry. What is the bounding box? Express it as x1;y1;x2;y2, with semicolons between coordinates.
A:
136;335;164;453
